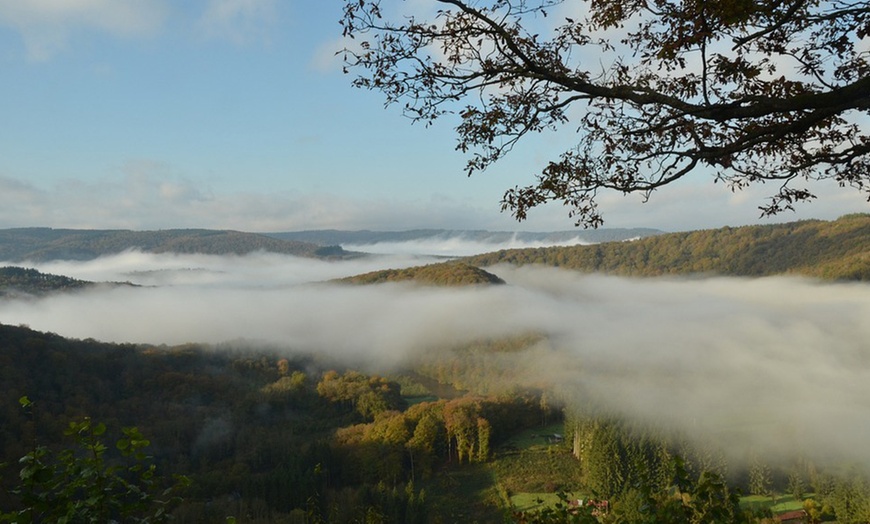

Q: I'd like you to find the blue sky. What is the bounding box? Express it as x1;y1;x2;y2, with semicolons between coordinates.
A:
0;0;866;233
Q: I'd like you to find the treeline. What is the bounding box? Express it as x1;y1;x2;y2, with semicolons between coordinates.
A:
0;324;547;522
554;412;870;523
412;334;550;394
0;228;349;262
337;262;505;286
0;266;95;297
463;214;870;281
5;323;870;522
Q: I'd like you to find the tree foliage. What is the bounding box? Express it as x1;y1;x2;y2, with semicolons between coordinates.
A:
0;397;187;524
341;0;870;226
5;322;870;522
317;370;407;420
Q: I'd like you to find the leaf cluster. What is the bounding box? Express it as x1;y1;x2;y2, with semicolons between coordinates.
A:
342;0;870;226
1;397;187;524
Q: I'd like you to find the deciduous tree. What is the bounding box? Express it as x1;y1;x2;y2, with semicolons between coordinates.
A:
341;0;870;227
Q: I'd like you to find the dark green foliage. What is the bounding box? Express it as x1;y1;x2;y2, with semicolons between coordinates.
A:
0;398;188;524
4;322;870;522
0;324;545;522
823;469;870;524
317;370;407;421
566;416;673;500
0;324;342;521
464;214;870;281
515;457;748;523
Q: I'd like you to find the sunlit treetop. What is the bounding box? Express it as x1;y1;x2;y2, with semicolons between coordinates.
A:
341;0;870;227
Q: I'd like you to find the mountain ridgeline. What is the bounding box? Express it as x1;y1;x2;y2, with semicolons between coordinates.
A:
463;214;870;281
0;228;350;262
2;216;870;284
267;227;663;246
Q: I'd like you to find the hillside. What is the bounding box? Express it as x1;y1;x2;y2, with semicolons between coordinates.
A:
463;214;870;281
0;228;350;262
0;323;548;523
0;266;94;297
338;261;505;286
267;227;663;246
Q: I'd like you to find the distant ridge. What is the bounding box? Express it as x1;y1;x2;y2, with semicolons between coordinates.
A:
0;228;350;262
266;228;663;246
462;214;870;281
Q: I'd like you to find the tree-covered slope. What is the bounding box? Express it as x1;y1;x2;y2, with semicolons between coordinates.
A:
0;323;547;522
0;228;350;262
338;261;505;286
0;266;138;297
0;266;95;297
463;214;870;280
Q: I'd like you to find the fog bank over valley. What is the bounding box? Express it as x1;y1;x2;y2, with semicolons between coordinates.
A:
2;249;870;468
340;236;594;257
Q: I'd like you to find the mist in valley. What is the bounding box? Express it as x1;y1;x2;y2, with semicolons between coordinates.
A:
340;234;594;257
3;244;870;471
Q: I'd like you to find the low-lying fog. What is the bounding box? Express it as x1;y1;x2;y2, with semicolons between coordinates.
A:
340;234;593;257
3;247;870;469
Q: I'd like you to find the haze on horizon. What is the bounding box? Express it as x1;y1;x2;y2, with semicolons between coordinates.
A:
0;2;866;234
2;244;870;472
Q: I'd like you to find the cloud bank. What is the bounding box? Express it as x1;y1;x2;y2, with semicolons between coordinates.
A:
2;170;867;233
2;252;869;469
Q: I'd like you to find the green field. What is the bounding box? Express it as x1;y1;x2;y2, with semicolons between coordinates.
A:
740;493;812;513
490;421;586;515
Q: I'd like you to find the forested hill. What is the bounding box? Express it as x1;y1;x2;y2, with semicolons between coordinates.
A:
338;261;505;286
267;227;662;246
0;266;93;297
0;228;350;262
463;214;870;281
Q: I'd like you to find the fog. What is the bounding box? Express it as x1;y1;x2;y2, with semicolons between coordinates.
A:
3;249;870;468
27;249;445;288
341;234;592;257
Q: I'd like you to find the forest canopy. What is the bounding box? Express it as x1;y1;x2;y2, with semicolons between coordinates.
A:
341;0;870;227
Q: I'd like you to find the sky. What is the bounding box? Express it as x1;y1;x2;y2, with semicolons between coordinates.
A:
1;0;868;233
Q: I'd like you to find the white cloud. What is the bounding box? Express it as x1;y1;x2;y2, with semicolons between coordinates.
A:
196;0;275;45
0;0;166;60
0;169;519;231
0;166;866;233
3;258;870;469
